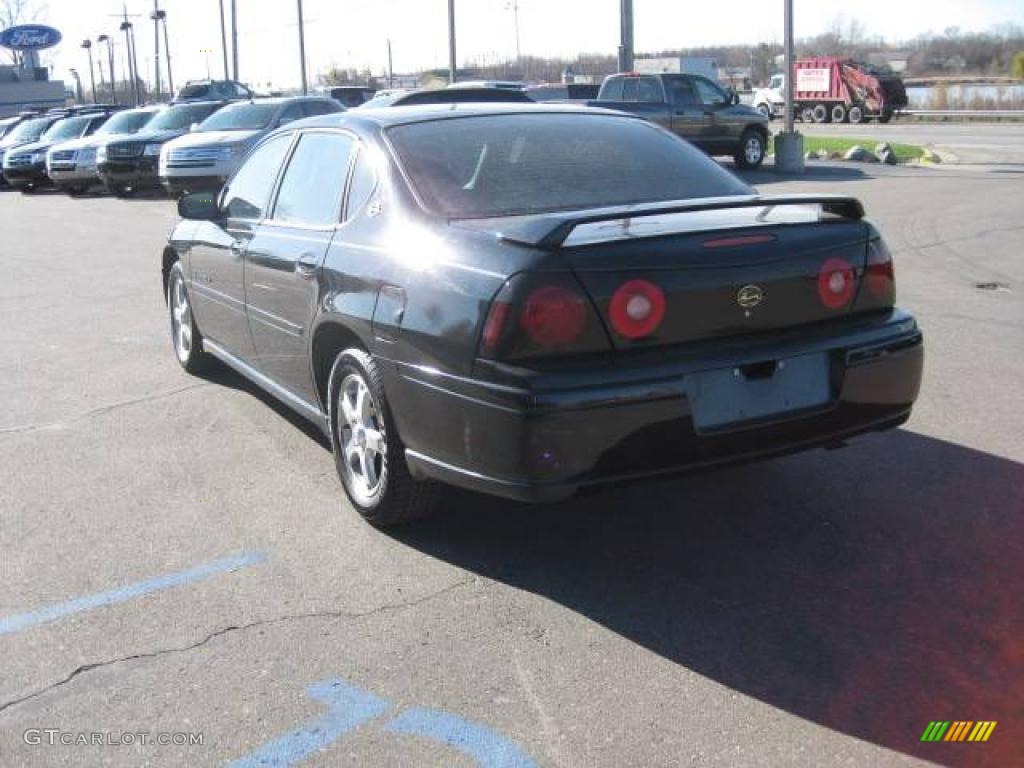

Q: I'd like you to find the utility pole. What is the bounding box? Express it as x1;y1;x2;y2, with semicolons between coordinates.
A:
387;39;393;88
151;1;162;101
296;0;308;94
114;4;143;105
218;0;229;79
618;0;633;72
447;0;457;84
774;0;804;173
81;40;96;103
231;0;239;81
98;35;116;103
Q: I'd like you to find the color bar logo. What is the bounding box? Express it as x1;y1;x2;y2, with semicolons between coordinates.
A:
921;721;997;742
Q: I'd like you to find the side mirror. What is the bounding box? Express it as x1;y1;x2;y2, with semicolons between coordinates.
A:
178;191;220;221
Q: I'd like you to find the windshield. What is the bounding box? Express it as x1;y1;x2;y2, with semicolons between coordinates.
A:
177;84;211;99
199;102;277;131
146;104;214;132
2;117;51;144
42;116;93;142
97;110;156;135
388;113;751;218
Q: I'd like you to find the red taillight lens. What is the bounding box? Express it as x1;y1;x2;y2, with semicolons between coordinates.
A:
817;257;856;309
609;279;666;339
865;238;895;304
519;285;588;347
480;301;511;357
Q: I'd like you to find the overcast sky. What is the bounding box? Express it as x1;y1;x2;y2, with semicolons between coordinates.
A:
19;0;1024;91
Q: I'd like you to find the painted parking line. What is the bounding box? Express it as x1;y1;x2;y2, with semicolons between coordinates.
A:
0;551;266;636
388;708;537;768
228;676;537;768
226;679;390;768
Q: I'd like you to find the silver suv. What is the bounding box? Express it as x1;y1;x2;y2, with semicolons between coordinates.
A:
158;96;342;196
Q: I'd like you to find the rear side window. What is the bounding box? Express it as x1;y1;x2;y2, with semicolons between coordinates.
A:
303;100;339;117
222;133;293;220
345;148;377;220
389;113;750;219
273;132;356;226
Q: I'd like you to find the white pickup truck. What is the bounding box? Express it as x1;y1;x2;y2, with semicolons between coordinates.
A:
752;74;786;120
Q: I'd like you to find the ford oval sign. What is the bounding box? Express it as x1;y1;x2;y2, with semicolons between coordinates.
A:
0;24;63;51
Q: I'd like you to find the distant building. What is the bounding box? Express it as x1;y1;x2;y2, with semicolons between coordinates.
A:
0;63;66;117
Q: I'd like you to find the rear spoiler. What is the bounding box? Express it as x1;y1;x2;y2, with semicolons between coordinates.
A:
468;194;865;249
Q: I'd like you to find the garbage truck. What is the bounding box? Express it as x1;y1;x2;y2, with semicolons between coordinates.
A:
752;57;908;124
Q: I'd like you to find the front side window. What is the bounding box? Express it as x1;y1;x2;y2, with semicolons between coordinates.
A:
222;133;293;220
272;132;356;226
693;77;729;107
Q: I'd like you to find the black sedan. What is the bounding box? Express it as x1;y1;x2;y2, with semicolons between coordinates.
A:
162;104;923;526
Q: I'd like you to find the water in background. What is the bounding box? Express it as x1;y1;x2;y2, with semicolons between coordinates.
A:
906;84;1024;110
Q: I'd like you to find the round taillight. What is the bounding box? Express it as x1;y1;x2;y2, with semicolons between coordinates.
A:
609;279;666;339
520;285;587;347
817;257;856;309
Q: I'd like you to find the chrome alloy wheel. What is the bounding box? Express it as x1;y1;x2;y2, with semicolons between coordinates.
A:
338;372;388;503
170;273;193;363
745;136;764;165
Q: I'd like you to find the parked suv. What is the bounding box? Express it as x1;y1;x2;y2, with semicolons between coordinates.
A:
3;108;119;192
591;72;770;169
172;79;254;104
98;101;226;196
47;106;162;195
0;113;63;186
159;96;342;195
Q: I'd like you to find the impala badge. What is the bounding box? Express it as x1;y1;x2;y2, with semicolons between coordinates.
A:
737;284;764;309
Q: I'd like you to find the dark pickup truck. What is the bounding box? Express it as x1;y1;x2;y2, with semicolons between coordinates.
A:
590;72;770;169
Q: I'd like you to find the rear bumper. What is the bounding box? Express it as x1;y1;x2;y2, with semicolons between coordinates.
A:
393;311;924;502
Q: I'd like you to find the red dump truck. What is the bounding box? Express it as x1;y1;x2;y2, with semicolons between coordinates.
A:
752;57;908;124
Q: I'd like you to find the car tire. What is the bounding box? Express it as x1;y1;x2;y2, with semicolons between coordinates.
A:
812;103;830;123
848;105;865;124
167;261;211;374
329;348;440;527
830;104;848;123
734;128;766;170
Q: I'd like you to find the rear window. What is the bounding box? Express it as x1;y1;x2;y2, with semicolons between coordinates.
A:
388;113;750;219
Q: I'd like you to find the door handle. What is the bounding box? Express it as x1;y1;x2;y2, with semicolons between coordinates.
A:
295;253;320;278
229;240;245;257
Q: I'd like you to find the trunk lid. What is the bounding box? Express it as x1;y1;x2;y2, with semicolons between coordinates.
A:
559;207;869;349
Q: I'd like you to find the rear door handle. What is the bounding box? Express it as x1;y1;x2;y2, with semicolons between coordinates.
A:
296;253;320;278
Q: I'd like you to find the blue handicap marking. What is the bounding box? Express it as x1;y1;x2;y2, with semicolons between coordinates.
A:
226;679;390;768
227;677;537;768
388;707;537;768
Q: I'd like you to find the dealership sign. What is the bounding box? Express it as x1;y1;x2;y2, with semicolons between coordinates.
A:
0;24;63;51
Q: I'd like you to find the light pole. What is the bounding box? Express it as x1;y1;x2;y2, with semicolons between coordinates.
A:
81;40;97;103
296;0;308;95
98;35;116;103
231;0;239;81
387;39;393;88
774;0;804;172
69;68;83;103
120;20;140;106
618;0;634;72
447;0;457;84
157;10;174;95
218;0;230;79
150;1;162;101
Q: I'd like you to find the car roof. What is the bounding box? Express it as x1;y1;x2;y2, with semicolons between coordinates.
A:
293;102;630;131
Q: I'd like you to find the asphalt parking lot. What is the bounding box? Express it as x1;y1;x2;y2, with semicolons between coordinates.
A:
1;136;1022;766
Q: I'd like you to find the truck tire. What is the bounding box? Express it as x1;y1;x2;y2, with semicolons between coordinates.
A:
830;104;848;123
800;107;814;123
734;128;766;170
848;105;865;124
812;104;830;123
878;111;893;124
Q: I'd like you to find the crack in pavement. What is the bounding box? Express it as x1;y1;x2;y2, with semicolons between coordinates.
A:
0;383;211;436
0;576;475;717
